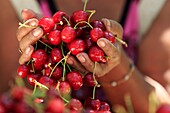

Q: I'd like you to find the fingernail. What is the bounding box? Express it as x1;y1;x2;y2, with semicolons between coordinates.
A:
98;40;105;47
29;21;38;27
25;46;31;55
78;55;86;63
67;58;73;65
33;28;42;37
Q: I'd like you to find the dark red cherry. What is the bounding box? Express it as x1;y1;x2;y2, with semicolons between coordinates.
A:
17;64;30;78
104;31;115;44
47;30;62;45
100;101;110;111
53;11;69;25
50;48;63;63
84;97;101;111
61;26;76;43
45;66;63;80
90;20;106;31
71;10;89;27
90;27;104;42
83;33;96;50
83;73;96;87
27;71;43;86
88;46;106;63
38;76;55;88
66;71;83;90
38;17;55;34
69;39;85;55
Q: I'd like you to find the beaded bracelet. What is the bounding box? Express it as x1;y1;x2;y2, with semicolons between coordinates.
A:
111;63;135;87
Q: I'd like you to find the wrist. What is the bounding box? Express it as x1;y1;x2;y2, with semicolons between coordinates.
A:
97;51;134;86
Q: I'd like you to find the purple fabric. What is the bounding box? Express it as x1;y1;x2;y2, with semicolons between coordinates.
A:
123;0;139;63
39;0;52;17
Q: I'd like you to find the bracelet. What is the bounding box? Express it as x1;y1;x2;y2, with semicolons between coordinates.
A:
111;63;135;87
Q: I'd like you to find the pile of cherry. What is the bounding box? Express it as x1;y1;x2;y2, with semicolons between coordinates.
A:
16;8;115;113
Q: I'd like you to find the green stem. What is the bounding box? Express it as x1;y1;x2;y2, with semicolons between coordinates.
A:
63;16;70;26
74;21;93;29
38;40;53;50
92;62;98;99
86;10;96;23
18;22;37;29
55;82;69;103
83;0;88;11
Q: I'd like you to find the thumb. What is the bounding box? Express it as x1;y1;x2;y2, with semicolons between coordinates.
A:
21;9;37;22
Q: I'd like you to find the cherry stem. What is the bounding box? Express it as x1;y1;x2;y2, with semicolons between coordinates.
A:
38;40;53;50
83;0;88;11
49;57;65;78
86;10;96;23
114;36;128;47
63;16;70;26
18;22;37;29
31;60;35;74
92;62;98;99
55;82;70;103
33;80;49;90
32;84;37;95
74;21;93;29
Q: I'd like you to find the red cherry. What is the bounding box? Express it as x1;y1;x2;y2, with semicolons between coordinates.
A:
47;30;62;45
38;16;55;34
90;20;106;31
59;81;71;96
53;11;69;25
83;33;96;50
99;101;110;111
45;97;65;113
38;76;55;88
88;46;106;63
104;31;115;44
90;28;104;42
17;64;30;78
45;66;63;80
66;71;83;90
69;39;85;55
84;97;101;111
61;26;76;43
156;104;170;113
71;10;89;27
31;49;48;67
50;48;63;63
0;104;5;113
27;71;43;86
83;73;96;87
68;98;83;112
44;55;55;69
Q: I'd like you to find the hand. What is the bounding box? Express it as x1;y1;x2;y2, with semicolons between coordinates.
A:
17;9;43;64
67;18;124;78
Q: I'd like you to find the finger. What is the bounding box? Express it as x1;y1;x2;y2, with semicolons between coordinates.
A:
17;18;39;41
19;45;34;65
19;27;43;52
76;53;96;73
102;18;123;39
21;9;37;22
97;38;120;60
66;55;88;75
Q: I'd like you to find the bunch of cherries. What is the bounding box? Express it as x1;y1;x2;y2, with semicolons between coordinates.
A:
15;1;124;113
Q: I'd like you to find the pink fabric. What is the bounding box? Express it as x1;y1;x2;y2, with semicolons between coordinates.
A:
39;0;52;17
123;0;139;63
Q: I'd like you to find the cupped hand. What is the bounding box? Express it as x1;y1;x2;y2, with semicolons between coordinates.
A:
67;18;124;78
17;9;43;64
